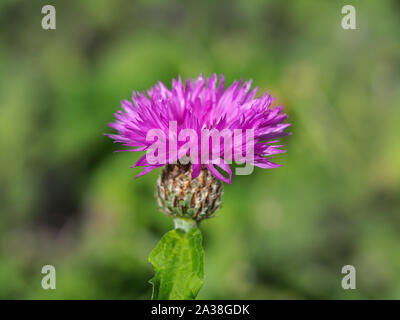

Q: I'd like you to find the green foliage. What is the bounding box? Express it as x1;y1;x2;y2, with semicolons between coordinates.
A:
149;227;204;300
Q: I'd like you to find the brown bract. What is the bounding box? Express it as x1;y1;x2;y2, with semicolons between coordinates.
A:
156;162;223;221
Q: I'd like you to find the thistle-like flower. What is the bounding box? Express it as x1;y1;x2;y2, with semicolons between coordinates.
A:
107;74;290;220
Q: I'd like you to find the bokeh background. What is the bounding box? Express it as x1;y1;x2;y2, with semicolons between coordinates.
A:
1;0;400;299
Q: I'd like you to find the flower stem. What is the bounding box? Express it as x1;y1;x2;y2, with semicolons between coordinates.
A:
174;217;199;233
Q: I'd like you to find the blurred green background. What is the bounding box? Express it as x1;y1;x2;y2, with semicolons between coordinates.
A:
1;0;400;299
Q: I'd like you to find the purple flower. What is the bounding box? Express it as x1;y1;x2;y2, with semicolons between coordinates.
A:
107;74;290;184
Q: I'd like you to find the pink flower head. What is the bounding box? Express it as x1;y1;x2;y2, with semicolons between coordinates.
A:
107;74;290;184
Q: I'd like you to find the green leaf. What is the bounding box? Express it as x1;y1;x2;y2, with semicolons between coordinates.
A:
148;227;204;300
